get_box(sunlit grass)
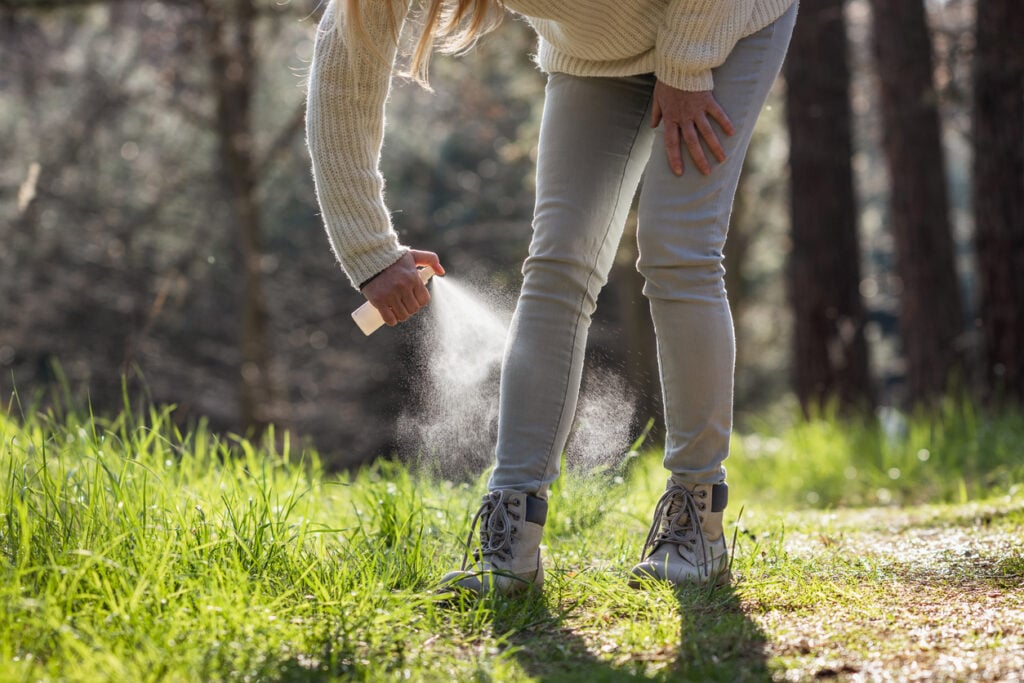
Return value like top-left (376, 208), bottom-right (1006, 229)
top-left (729, 397), bottom-right (1024, 509)
top-left (1, 397), bottom-right (1022, 681)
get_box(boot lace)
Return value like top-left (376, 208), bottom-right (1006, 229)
top-left (640, 485), bottom-right (710, 576)
top-left (460, 490), bottom-right (520, 569)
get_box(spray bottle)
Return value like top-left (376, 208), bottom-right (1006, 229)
top-left (351, 266), bottom-right (436, 336)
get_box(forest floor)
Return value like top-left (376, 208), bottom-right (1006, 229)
top-left (560, 501), bottom-right (1024, 682)
top-left (747, 503), bottom-right (1024, 681)
top-left (1, 406), bottom-right (1023, 681)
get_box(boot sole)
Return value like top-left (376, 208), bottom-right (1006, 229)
top-left (436, 566), bottom-right (544, 599)
top-left (627, 565), bottom-right (731, 590)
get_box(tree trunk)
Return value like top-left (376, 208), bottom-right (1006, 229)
top-left (870, 0), bottom-right (965, 406)
top-left (973, 0), bottom-right (1024, 403)
top-left (785, 0), bottom-right (874, 415)
top-left (204, 0), bottom-right (274, 430)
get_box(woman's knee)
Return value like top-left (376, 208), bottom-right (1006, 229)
top-left (638, 258), bottom-right (726, 303)
top-left (521, 254), bottom-right (606, 314)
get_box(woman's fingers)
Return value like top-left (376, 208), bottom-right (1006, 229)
top-left (413, 283), bottom-right (430, 307)
top-left (401, 291), bottom-right (422, 317)
top-left (665, 122), bottom-right (684, 176)
top-left (411, 249), bottom-right (446, 277)
top-left (651, 96), bottom-right (664, 129)
top-left (653, 80), bottom-right (734, 177)
top-left (680, 122), bottom-right (711, 175)
top-left (708, 99), bottom-right (735, 137)
top-left (361, 250), bottom-right (445, 326)
top-left (695, 115), bottom-right (726, 165)
top-left (378, 302), bottom-right (398, 326)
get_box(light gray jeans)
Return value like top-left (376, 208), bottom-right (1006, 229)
top-left (489, 3), bottom-right (798, 494)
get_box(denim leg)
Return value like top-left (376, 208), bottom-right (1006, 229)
top-left (637, 3), bottom-right (797, 485)
top-left (489, 73), bottom-right (656, 494)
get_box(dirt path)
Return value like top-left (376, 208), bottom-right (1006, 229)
top-left (751, 501), bottom-right (1024, 680)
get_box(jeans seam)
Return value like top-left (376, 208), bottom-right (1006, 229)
top-left (536, 84), bottom-right (655, 484)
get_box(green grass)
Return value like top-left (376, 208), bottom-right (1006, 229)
top-left (729, 397), bottom-right (1024, 508)
top-left (2, 400), bottom-right (1023, 681)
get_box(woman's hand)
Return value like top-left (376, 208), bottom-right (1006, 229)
top-left (652, 80), bottom-right (734, 176)
top-left (360, 250), bottom-right (445, 326)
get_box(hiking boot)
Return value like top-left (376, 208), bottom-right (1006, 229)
top-left (629, 480), bottom-right (730, 587)
top-left (439, 489), bottom-right (547, 597)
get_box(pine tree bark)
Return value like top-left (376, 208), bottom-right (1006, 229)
top-left (870, 0), bottom-right (965, 406)
top-left (785, 0), bottom-right (874, 415)
top-left (204, 0), bottom-right (274, 430)
top-left (973, 0), bottom-right (1024, 402)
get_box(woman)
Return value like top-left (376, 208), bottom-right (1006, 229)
top-left (306, 0), bottom-right (797, 595)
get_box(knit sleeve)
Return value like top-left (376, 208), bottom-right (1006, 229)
top-left (655, 0), bottom-right (757, 92)
top-left (306, 0), bottom-right (412, 289)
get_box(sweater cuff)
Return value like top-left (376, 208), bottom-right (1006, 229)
top-left (655, 57), bottom-right (714, 92)
top-left (341, 244), bottom-right (409, 291)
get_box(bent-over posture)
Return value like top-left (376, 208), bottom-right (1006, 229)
top-left (306, 0), bottom-right (798, 594)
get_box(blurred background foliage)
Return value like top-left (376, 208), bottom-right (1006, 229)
top-left (1, 0), bottom-right (1021, 470)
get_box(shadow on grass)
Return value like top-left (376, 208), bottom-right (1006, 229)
top-left (666, 582), bottom-right (771, 682)
top-left (489, 578), bottom-right (770, 682)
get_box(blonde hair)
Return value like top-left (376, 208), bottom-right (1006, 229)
top-left (343, 0), bottom-right (504, 86)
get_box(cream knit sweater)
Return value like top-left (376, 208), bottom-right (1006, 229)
top-left (306, 0), bottom-right (795, 288)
